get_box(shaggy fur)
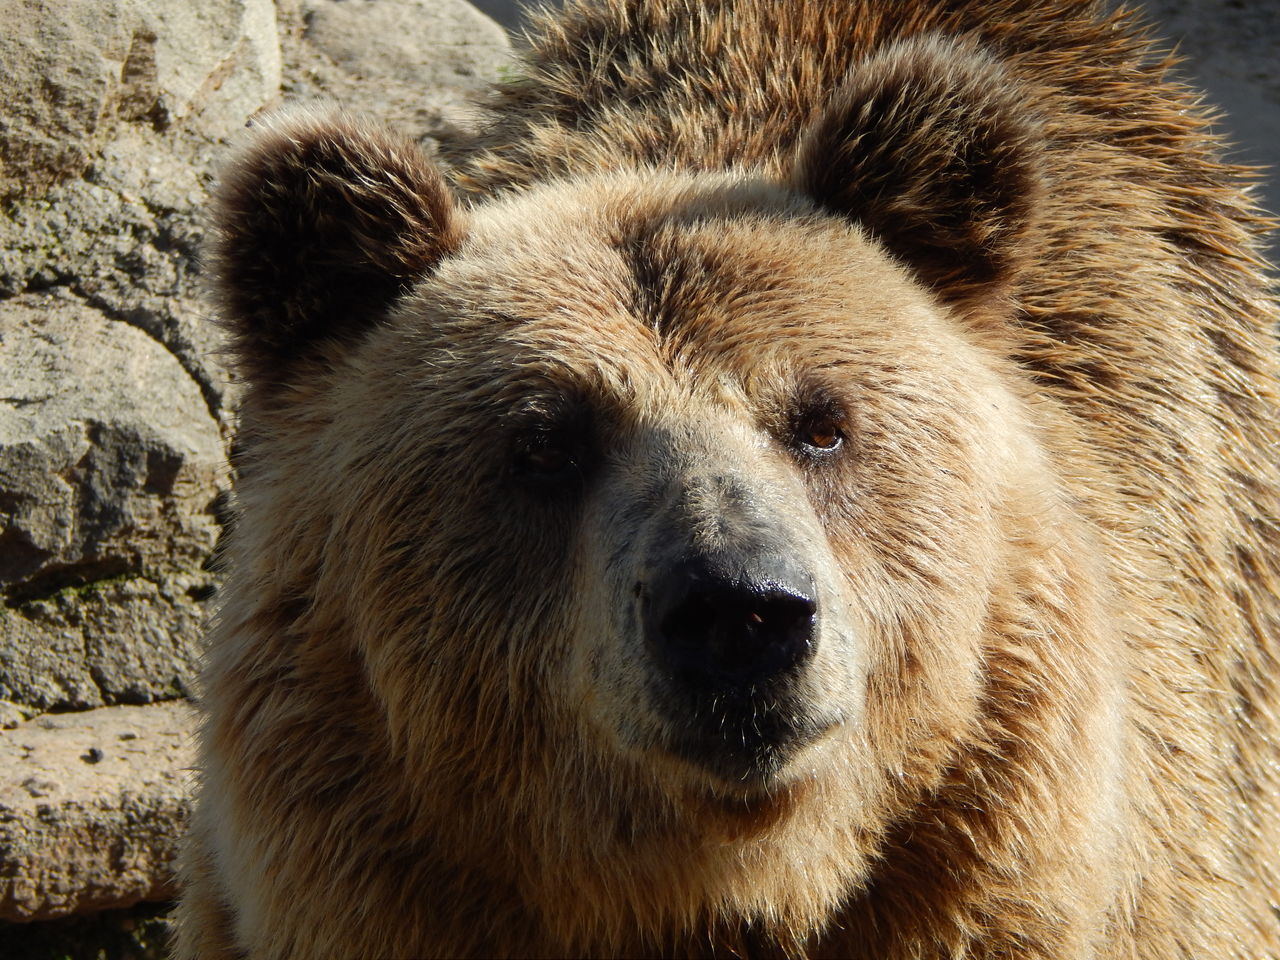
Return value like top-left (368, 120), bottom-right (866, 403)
top-left (213, 113), bottom-right (464, 389)
top-left (177, 1), bottom-right (1280, 958)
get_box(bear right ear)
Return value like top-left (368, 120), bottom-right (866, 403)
top-left (210, 112), bottom-right (464, 389)
top-left (790, 37), bottom-right (1045, 317)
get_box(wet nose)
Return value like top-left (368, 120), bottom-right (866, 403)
top-left (647, 554), bottom-right (817, 693)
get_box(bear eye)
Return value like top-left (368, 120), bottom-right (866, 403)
top-left (800, 417), bottom-right (843, 451)
top-left (519, 433), bottom-right (575, 476)
top-left (788, 397), bottom-right (847, 458)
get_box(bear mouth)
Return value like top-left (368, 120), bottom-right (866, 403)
top-left (657, 689), bottom-right (842, 786)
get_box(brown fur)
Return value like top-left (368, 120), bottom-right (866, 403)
top-left (177, 1), bottom-right (1280, 957)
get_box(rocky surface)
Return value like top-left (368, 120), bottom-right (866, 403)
top-left (0, 702), bottom-right (196, 921)
top-left (285, 0), bottom-right (511, 152)
top-left (1, 293), bottom-right (223, 714)
top-left (0, 0), bottom-right (281, 201)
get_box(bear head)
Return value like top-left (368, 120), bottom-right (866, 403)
top-left (208, 36), bottom-right (1113, 950)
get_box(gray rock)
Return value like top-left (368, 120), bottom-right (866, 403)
top-left (0, 169), bottom-right (234, 419)
top-left (0, 0), bottom-right (277, 420)
top-left (0, 293), bottom-right (224, 711)
top-left (0, 701), bottom-right (195, 921)
top-left (128, 0), bottom-right (282, 139)
top-left (0, 0), bottom-right (281, 200)
top-left (283, 0), bottom-right (513, 154)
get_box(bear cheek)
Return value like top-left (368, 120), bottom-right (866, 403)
top-left (802, 381), bottom-right (1012, 784)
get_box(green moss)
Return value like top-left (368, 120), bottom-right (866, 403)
top-left (11, 573), bottom-right (145, 611)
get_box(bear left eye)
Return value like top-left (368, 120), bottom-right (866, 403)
top-left (791, 408), bottom-right (846, 455)
top-left (801, 418), bottom-right (843, 451)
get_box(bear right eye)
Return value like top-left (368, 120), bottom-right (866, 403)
top-left (519, 435), bottom-right (575, 476)
top-left (512, 421), bottom-right (589, 492)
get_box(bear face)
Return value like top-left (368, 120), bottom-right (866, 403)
top-left (205, 149), bottom-right (1111, 952)
top-left (336, 167), bottom-right (1052, 803)
top-left (222, 186), bottom-right (1003, 948)
top-left (179, 15), bottom-right (1280, 958)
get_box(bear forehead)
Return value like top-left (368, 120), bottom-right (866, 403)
top-left (412, 170), bottom-right (952, 391)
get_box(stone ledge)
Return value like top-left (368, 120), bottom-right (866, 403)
top-left (0, 701), bottom-right (195, 922)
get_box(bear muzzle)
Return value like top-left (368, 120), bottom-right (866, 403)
top-left (641, 547), bottom-right (830, 781)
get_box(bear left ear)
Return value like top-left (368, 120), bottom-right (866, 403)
top-left (210, 111), bottom-right (464, 390)
top-left (791, 37), bottom-right (1044, 314)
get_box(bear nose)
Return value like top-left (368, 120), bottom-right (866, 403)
top-left (648, 555), bottom-right (818, 692)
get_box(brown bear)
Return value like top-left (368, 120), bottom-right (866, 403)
top-left (175, 1), bottom-right (1280, 957)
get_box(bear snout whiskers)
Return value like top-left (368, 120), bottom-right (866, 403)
top-left (640, 549), bottom-right (826, 780)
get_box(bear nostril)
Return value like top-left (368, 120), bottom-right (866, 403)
top-left (654, 562), bottom-right (818, 691)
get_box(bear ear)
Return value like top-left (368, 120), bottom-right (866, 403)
top-left (210, 111), bottom-right (464, 389)
top-left (790, 37), bottom-right (1044, 314)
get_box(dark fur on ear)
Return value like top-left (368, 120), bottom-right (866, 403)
top-left (792, 37), bottom-right (1044, 313)
top-left (210, 111), bottom-right (463, 388)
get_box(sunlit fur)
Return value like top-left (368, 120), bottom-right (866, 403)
top-left (177, 2), bottom-right (1280, 958)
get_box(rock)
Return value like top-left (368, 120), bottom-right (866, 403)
top-left (0, 171), bottom-right (233, 418)
top-left (1, 577), bottom-right (209, 712)
top-left (121, 0), bottom-right (282, 139)
top-left (282, 0), bottom-right (512, 154)
top-left (0, 0), bottom-right (275, 421)
top-left (0, 292), bottom-right (224, 712)
top-left (0, 0), bottom-right (281, 200)
top-left (0, 702), bottom-right (195, 921)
